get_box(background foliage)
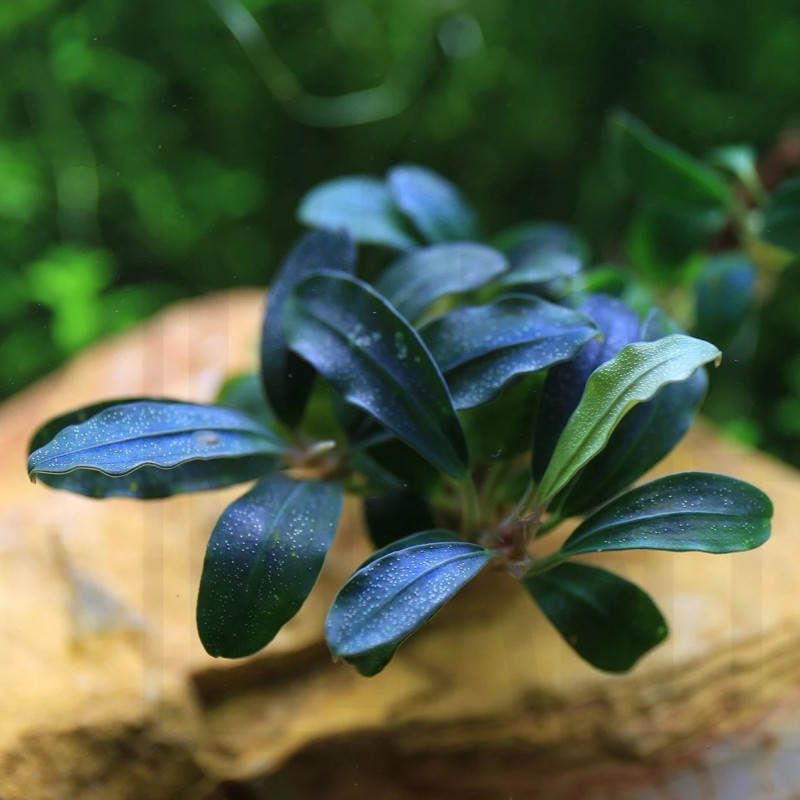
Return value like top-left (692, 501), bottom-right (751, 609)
top-left (2, 0), bottom-right (800, 461)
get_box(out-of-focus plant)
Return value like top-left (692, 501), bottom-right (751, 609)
top-left (28, 165), bottom-right (771, 675)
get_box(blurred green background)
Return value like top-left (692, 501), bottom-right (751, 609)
top-left (2, 0), bottom-right (800, 461)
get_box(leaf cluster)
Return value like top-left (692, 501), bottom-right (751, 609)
top-left (28, 160), bottom-right (772, 675)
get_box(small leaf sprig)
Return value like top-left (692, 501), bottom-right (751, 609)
top-left (28, 162), bottom-right (772, 675)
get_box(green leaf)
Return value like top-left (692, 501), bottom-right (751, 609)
top-left (609, 110), bottom-right (730, 208)
top-left (421, 295), bottom-right (597, 409)
top-left (523, 562), bottom-right (668, 672)
top-left (762, 178), bottom-right (800, 253)
top-left (261, 229), bottom-right (356, 426)
top-left (532, 295), bottom-right (642, 484)
top-left (459, 372), bottom-right (543, 462)
top-left (326, 541), bottom-right (491, 676)
top-left (694, 254), bottom-right (756, 346)
top-left (197, 476), bottom-right (343, 658)
top-left (536, 334), bottom-right (721, 504)
top-left (359, 529), bottom-right (459, 569)
top-left (364, 489), bottom-right (436, 548)
top-left (494, 222), bottom-right (589, 287)
top-left (561, 472), bottom-right (772, 557)
top-left (387, 164), bottom-right (479, 243)
top-left (284, 272), bottom-right (469, 479)
top-left (27, 401), bottom-right (287, 498)
top-left (708, 145), bottom-right (764, 200)
top-left (374, 243), bottom-right (507, 323)
top-left (551, 309), bottom-right (708, 518)
top-left (298, 176), bottom-right (418, 251)
top-left (216, 373), bottom-right (280, 428)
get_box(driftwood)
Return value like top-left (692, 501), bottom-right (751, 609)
top-left (1, 290), bottom-right (798, 800)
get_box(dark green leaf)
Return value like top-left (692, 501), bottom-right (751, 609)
top-left (762, 178), bottom-right (800, 253)
top-left (375, 243), bottom-right (507, 323)
top-left (561, 472), bottom-right (772, 556)
top-left (359, 529), bottom-right (459, 569)
top-left (552, 309), bottom-right (707, 517)
top-left (523, 562), bottom-right (667, 672)
top-left (261, 229), bottom-right (356, 426)
top-left (494, 223), bottom-right (588, 287)
top-left (326, 541), bottom-right (491, 676)
top-left (421, 295), bottom-right (597, 409)
top-left (627, 203), bottom-right (727, 277)
top-left (364, 489), bottom-right (436, 548)
top-left (284, 272), bottom-right (469, 478)
top-left (609, 111), bottom-right (730, 208)
top-left (387, 164), bottom-right (479, 243)
top-left (533, 295), bottom-right (641, 483)
top-left (459, 372), bottom-right (543, 462)
top-left (27, 401), bottom-right (287, 498)
top-left (695, 254), bottom-right (756, 346)
top-left (197, 476), bottom-right (343, 658)
top-left (298, 176), bottom-right (418, 250)
top-left (536, 334), bottom-right (721, 504)
top-left (216, 373), bottom-right (279, 428)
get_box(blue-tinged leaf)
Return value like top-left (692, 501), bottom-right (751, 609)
top-left (298, 176), bottom-right (418, 251)
top-left (552, 308), bottom-right (707, 517)
top-left (387, 164), bottom-right (479, 243)
top-left (326, 541), bottom-right (491, 675)
top-left (197, 476), bottom-right (343, 658)
top-left (533, 295), bottom-right (641, 482)
top-left (494, 222), bottom-right (589, 287)
top-left (27, 402), bottom-right (288, 498)
top-left (284, 272), bottom-right (469, 479)
top-left (561, 472), bottom-right (772, 556)
top-left (27, 398), bottom-right (279, 498)
top-left (608, 110), bottom-right (730, 208)
top-left (261, 229), bottom-right (356, 426)
top-left (364, 489), bottom-right (436, 548)
top-left (359, 530), bottom-right (459, 569)
top-left (523, 562), bottom-right (667, 672)
top-left (374, 243), bottom-right (507, 323)
top-left (762, 178), bottom-right (800, 253)
top-left (421, 295), bottom-right (597, 409)
top-left (695, 254), bottom-right (756, 346)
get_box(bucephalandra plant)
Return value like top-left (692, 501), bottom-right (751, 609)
top-left (27, 148), bottom-right (774, 676)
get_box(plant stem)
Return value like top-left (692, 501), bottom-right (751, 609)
top-left (534, 511), bottom-right (564, 539)
top-left (499, 477), bottom-right (539, 532)
top-left (524, 551), bottom-right (567, 577)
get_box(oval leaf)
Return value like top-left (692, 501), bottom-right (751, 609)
top-left (762, 178), bottom-right (800, 253)
top-left (695, 254), bottom-right (756, 346)
top-left (609, 110), bottom-right (730, 208)
top-left (298, 176), bottom-right (418, 251)
top-left (536, 334), bottom-right (721, 504)
top-left (387, 164), bottom-right (479, 243)
top-left (28, 401), bottom-right (288, 496)
top-left (364, 489), bottom-right (437, 549)
top-left (421, 295), bottom-right (597, 409)
top-left (375, 243), bottom-right (507, 323)
top-left (261, 228), bottom-right (356, 426)
top-left (198, 476), bottom-right (343, 658)
top-left (284, 272), bottom-right (469, 479)
top-left (561, 472), bottom-right (772, 556)
top-left (326, 541), bottom-right (491, 676)
top-left (524, 561), bottom-right (668, 672)
top-left (494, 222), bottom-right (589, 287)
top-left (359, 529), bottom-right (459, 569)
top-left (552, 309), bottom-right (708, 517)
top-left (216, 373), bottom-right (281, 428)
top-left (533, 295), bottom-right (642, 483)
top-left (27, 398), bottom-right (279, 498)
